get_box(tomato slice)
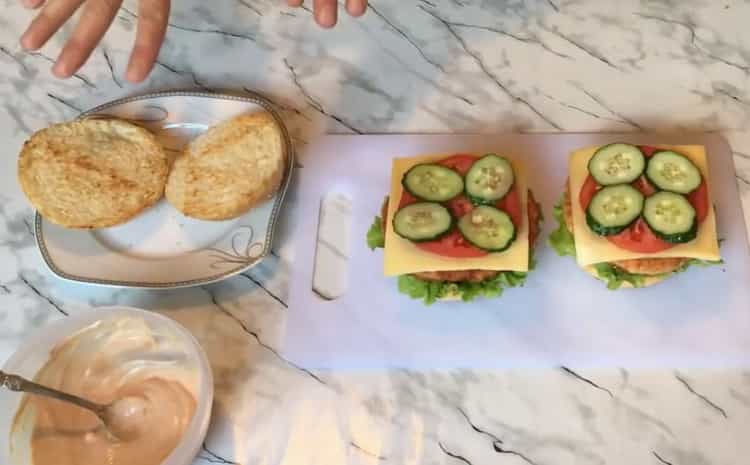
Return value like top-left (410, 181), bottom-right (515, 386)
top-left (415, 230), bottom-right (489, 258)
top-left (437, 154), bottom-right (479, 176)
top-left (632, 176), bottom-right (658, 197)
top-left (497, 185), bottom-right (523, 231)
top-left (687, 177), bottom-right (709, 223)
top-left (577, 145), bottom-right (709, 254)
top-left (639, 145), bottom-right (659, 157)
top-left (396, 154), bottom-right (525, 258)
top-left (579, 175), bottom-right (599, 211)
top-left (607, 218), bottom-right (674, 253)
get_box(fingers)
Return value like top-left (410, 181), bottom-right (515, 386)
top-left (313, 0), bottom-right (336, 28)
top-left (53, 0), bottom-right (121, 78)
top-left (290, 0), bottom-right (367, 27)
top-left (22, 0), bottom-right (46, 9)
top-left (125, 0), bottom-right (169, 83)
top-left (20, 0), bottom-right (84, 50)
top-left (345, 0), bottom-right (367, 17)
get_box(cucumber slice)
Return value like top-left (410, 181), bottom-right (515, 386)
top-left (465, 154), bottom-right (515, 203)
top-left (457, 205), bottom-right (516, 252)
top-left (393, 202), bottom-right (453, 242)
top-left (402, 164), bottom-right (464, 202)
top-left (586, 184), bottom-right (644, 236)
top-left (643, 191), bottom-right (697, 243)
top-left (587, 143), bottom-right (645, 185)
top-left (645, 151), bottom-right (702, 194)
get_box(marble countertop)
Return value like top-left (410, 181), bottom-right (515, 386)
top-left (1, 0), bottom-right (750, 464)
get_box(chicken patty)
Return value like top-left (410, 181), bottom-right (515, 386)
top-left (382, 191), bottom-right (540, 283)
top-left (562, 182), bottom-right (687, 276)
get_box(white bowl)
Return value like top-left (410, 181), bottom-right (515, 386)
top-left (0, 306), bottom-right (213, 465)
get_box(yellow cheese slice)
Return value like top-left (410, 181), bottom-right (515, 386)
top-left (569, 144), bottom-right (721, 267)
top-left (384, 153), bottom-right (529, 276)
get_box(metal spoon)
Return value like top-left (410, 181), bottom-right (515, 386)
top-left (0, 369), bottom-right (137, 440)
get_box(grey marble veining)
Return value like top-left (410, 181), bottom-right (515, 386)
top-left (1, 0), bottom-right (750, 464)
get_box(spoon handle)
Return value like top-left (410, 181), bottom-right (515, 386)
top-left (0, 370), bottom-right (104, 415)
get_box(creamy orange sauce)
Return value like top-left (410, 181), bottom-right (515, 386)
top-left (13, 318), bottom-right (197, 465)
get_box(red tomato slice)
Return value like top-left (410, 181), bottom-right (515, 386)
top-left (687, 178), bottom-right (709, 223)
top-left (415, 230), bottom-right (489, 258)
top-left (397, 159), bottom-right (489, 258)
top-left (577, 145), bottom-right (710, 254)
top-left (632, 176), bottom-right (658, 197)
top-left (437, 154), bottom-right (478, 176)
top-left (607, 218), bottom-right (674, 253)
top-left (496, 184), bottom-right (523, 230)
top-left (395, 154), bottom-right (525, 258)
top-left (639, 145), bottom-right (659, 157)
top-left (579, 175), bottom-right (599, 210)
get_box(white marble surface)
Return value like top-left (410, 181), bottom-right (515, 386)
top-left (1, 0), bottom-right (750, 464)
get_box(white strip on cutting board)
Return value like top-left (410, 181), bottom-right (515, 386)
top-left (283, 133), bottom-right (750, 370)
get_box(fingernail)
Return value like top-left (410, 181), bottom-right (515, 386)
top-left (317, 4), bottom-right (336, 28)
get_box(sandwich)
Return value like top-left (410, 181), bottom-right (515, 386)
top-left (549, 143), bottom-right (722, 289)
top-left (367, 152), bottom-right (542, 304)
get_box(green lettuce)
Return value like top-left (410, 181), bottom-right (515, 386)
top-left (367, 216), bottom-right (385, 250)
top-left (593, 259), bottom-right (722, 290)
top-left (548, 200), bottom-right (576, 257)
top-left (397, 270), bottom-right (529, 305)
top-left (674, 258), bottom-right (723, 274)
top-left (593, 263), bottom-right (647, 290)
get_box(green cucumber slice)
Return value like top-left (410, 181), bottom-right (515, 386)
top-left (457, 205), bottom-right (516, 252)
top-left (464, 154), bottom-right (515, 203)
top-left (393, 202), bottom-right (453, 242)
top-left (645, 150), bottom-right (702, 194)
top-left (587, 143), bottom-right (645, 185)
top-left (402, 164), bottom-right (464, 201)
top-left (586, 184), bottom-right (644, 236)
top-left (643, 191), bottom-right (697, 243)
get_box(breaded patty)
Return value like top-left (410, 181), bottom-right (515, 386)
top-left (382, 191), bottom-right (541, 283)
top-left (562, 182), bottom-right (687, 275)
top-left (18, 119), bottom-right (168, 229)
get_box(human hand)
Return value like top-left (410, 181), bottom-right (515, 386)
top-left (287, 0), bottom-right (367, 28)
top-left (19, 0), bottom-right (170, 83)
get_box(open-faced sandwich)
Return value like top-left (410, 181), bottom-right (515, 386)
top-left (549, 143), bottom-right (722, 289)
top-left (367, 153), bottom-right (542, 304)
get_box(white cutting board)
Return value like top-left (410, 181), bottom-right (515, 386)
top-left (283, 133), bottom-right (750, 370)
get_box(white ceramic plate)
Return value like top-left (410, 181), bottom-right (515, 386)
top-left (35, 91), bottom-right (294, 289)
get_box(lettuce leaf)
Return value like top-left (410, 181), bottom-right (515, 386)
top-left (548, 200), bottom-right (576, 257)
top-left (397, 271), bottom-right (529, 305)
top-left (593, 258), bottom-right (723, 290)
top-left (367, 216), bottom-right (385, 250)
top-left (674, 258), bottom-right (723, 273)
top-left (593, 263), bottom-right (647, 290)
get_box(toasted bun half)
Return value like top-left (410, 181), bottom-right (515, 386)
top-left (18, 119), bottom-right (169, 229)
top-left (166, 112), bottom-right (286, 221)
